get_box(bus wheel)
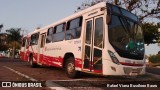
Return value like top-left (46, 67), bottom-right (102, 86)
top-left (65, 57), bottom-right (79, 78)
top-left (29, 55), bottom-right (37, 68)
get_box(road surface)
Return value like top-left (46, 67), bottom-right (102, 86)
top-left (146, 67), bottom-right (160, 75)
top-left (0, 57), bottom-right (160, 90)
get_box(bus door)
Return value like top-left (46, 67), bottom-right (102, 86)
top-left (21, 38), bottom-right (27, 60)
top-left (37, 33), bottom-right (46, 64)
top-left (83, 15), bottom-right (104, 73)
top-left (24, 37), bottom-right (30, 61)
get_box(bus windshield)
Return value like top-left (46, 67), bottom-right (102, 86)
top-left (108, 4), bottom-right (144, 60)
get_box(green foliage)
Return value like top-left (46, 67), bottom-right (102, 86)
top-left (149, 54), bottom-right (160, 63)
top-left (5, 28), bottom-right (22, 58)
top-left (5, 28), bottom-right (22, 50)
top-left (0, 44), bottom-right (8, 51)
top-left (143, 23), bottom-right (159, 45)
top-left (0, 33), bottom-right (8, 51)
top-left (6, 28), bottom-right (22, 43)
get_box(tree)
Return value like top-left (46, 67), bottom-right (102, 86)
top-left (6, 28), bottom-right (22, 58)
top-left (143, 23), bottom-right (159, 45)
top-left (0, 33), bottom-right (8, 51)
top-left (0, 25), bottom-right (8, 51)
top-left (114, 0), bottom-right (159, 22)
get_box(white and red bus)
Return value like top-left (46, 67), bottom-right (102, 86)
top-left (20, 2), bottom-right (145, 78)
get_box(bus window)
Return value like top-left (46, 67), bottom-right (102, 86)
top-left (46, 27), bottom-right (53, 43)
top-left (55, 24), bottom-right (64, 33)
top-left (41, 34), bottom-right (46, 48)
top-left (66, 16), bottom-right (83, 40)
top-left (94, 17), bottom-right (103, 48)
top-left (52, 23), bottom-right (65, 42)
top-left (30, 33), bottom-right (39, 45)
top-left (85, 21), bottom-right (92, 44)
top-left (26, 38), bottom-right (30, 49)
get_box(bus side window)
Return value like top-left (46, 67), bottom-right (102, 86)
top-left (30, 33), bottom-right (39, 45)
top-left (52, 23), bottom-right (65, 42)
top-left (46, 27), bottom-right (53, 43)
top-left (41, 34), bottom-right (46, 48)
top-left (26, 38), bottom-right (29, 49)
top-left (94, 17), bottom-right (103, 48)
top-left (65, 16), bottom-right (83, 40)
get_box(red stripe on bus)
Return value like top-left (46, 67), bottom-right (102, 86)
top-left (20, 51), bottom-right (83, 69)
top-left (120, 62), bottom-right (144, 66)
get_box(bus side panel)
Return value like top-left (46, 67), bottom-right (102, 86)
top-left (43, 39), bottom-right (83, 69)
top-left (43, 42), bottom-right (63, 68)
top-left (27, 45), bottom-right (38, 63)
top-left (63, 39), bottom-right (83, 70)
top-left (19, 50), bottom-right (25, 60)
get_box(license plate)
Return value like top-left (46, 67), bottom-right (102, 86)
top-left (129, 69), bottom-right (138, 76)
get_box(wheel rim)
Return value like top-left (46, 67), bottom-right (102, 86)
top-left (67, 63), bottom-right (74, 74)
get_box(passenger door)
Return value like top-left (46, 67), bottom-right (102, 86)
top-left (83, 15), bottom-right (104, 73)
top-left (20, 38), bottom-right (27, 60)
top-left (37, 33), bottom-right (46, 64)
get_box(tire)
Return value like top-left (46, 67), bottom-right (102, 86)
top-left (29, 55), bottom-right (37, 68)
top-left (65, 57), bottom-right (79, 78)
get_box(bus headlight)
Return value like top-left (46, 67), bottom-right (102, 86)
top-left (108, 50), bottom-right (120, 65)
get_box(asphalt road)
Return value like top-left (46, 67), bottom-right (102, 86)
top-left (0, 57), bottom-right (160, 90)
top-left (146, 67), bottom-right (160, 75)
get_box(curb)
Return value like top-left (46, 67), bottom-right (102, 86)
top-left (146, 72), bottom-right (160, 79)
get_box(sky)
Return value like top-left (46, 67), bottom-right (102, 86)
top-left (0, 0), bottom-right (86, 34)
top-left (0, 0), bottom-right (159, 55)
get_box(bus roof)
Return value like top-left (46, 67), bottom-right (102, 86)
top-left (24, 2), bottom-right (106, 37)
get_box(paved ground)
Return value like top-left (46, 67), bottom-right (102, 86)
top-left (0, 57), bottom-right (160, 90)
top-left (146, 67), bottom-right (160, 75)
